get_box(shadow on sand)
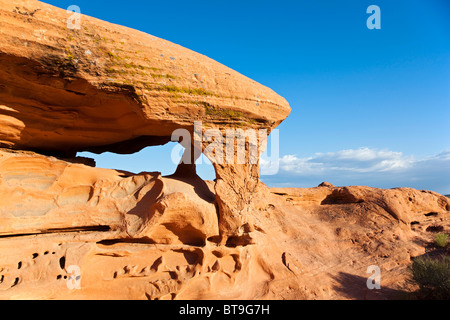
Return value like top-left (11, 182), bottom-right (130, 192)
top-left (331, 272), bottom-right (411, 300)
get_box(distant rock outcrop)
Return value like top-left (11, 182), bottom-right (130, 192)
top-left (318, 182), bottom-right (335, 188)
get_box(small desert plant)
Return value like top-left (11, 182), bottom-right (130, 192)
top-left (409, 255), bottom-right (450, 299)
top-left (435, 233), bottom-right (449, 248)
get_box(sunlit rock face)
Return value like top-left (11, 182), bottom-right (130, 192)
top-left (0, 0), bottom-right (290, 155)
top-left (0, 0), bottom-right (291, 249)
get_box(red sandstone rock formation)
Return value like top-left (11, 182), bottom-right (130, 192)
top-left (0, 0), bottom-right (448, 300)
top-left (0, 0), bottom-right (291, 244)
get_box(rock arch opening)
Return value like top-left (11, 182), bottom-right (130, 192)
top-left (77, 141), bottom-right (216, 183)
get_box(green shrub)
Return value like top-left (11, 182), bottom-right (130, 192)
top-left (409, 255), bottom-right (450, 299)
top-left (435, 233), bottom-right (449, 248)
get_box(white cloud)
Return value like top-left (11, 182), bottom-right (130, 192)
top-left (261, 147), bottom-right (450, 195)
top-left (264, 147), bottom-right (414, 175)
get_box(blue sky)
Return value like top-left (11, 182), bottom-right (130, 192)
top-left (42, 0), bottom-right (450, 194)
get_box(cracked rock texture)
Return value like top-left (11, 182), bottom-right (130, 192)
top-left (0, 0), bottom-right (449, 300)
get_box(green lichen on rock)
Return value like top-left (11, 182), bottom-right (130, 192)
top-left (155, 85), bottom-right (216, 97)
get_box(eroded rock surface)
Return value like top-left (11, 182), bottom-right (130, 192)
top-left (0, 149), bottom-right (281, 299)
top-left (0, 149), bottom-right (449, 299)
